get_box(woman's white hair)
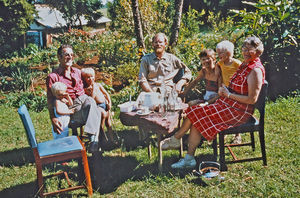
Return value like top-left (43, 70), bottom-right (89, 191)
top-left (216, 40), bottom-right (234, 57)
top-left (51, 82), bottom-right (67, 97)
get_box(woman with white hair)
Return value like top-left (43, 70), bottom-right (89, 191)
top-left (161, 36), bottom-right (266, 169)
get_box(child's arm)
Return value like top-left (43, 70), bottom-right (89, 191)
top-left (182, 69), bottom-right (205, 96)
top-left (98, 83), bottom-right (112, 110)
top-left (65, 93), bottom-right (73, 106)
top-left (55, 100), bottom-right (74, 115)
top-left (215, 64), bottom-right (223, 88)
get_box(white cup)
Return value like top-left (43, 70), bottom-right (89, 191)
top-left (141, 106), bottom-right (149, 114)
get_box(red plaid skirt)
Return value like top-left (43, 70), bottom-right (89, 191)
top-left (186, 97), bottom-right (253, 141)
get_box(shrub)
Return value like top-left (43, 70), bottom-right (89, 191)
top-left (0, 65), bottom-right (40, 92)
top-left (0, 90), bottom-right (47, 112)
top-left (113, 61), bottom-right (139, 86)
top-left (95, 31), bottom-right (140, 71)
top-left (231, 0), bottom-right (300, 99)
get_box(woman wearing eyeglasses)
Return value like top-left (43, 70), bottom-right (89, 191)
top-left (161, 36), bottom-right (266, 169)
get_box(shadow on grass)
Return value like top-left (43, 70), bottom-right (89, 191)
top-left (0, 129), bottom-right (217, 196)
top-left (0, 147), bottom-right (34, 167)
top-left (0, 181), bottom-right (37, 198)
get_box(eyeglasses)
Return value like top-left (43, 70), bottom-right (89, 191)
top-left (62, 53), bottom-right (74, 57)
top-left (242, 47), bottom-right (256, 53)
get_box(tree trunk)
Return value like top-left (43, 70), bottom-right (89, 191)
top-left (169, 0), bottom-right (184, 48)
top-left (131, 0), bottom-right (145, 50)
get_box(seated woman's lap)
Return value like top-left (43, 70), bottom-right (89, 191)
top-left (185, 100), bottom-right (251, 141)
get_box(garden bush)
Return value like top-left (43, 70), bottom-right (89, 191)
top-left (231, 0), bottom-right (300, 99)
top-left (0, 90), bottom-right (47, 112)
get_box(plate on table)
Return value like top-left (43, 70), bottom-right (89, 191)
top-left (137, 110), bottom-right (151, 115)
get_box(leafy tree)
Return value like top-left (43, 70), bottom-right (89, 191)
top-left (107, 0), bottom-right (174, 49)
top-left (183, 0), bottom-right (256, 22)
top-left (0, 0), bottom-right (36, 57)
top-left (232, 0), bottom-right (300, 99)
top-left (42, 0), bottom-right (103, 28)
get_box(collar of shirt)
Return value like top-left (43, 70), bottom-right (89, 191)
top-left (153, 52), bottom-right (168, 61)
top-left (56, 65), bottom-right (77, 76)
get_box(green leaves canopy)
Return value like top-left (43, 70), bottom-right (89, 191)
top-left (0, 0), bottom-right (36, 56)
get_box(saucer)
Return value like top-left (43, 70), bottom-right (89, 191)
top-left (137, 110), bottom-right (151, 115)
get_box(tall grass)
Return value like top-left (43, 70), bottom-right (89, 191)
top-left (0, 96), bottom-right (299, 197)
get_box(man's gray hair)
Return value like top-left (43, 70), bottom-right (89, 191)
top-left (152, 32), bottom-right (168, 44)
top-left (57, 44), bottom-right (73, 57)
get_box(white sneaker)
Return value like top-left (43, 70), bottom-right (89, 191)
top-left (171, 155), bottom-right (196, 169)
top-left (161, 136), bottom-right (181, 150)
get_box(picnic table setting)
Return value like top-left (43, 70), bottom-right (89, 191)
top-left (118, 90), bottom-right (188, 171)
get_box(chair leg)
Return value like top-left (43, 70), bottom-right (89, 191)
top-left (157, 134), bottom-right (163, 172)
top-left (250, 132), bottom-right (255, 151)
top-left (72, 127), bottom-right (78, 136)
top-left (218, 133), bottom-right (227, 171)
top-left (81, 150), bottom-right (93, 196)
top-left (212, 138), bottom-right (218, 160)
top-left (259, 129), bottom-right (267, 166)
top-left (36, 162), bottom-right (44, 197)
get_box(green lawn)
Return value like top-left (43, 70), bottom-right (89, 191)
top-left (0, 96), bottom-right (299, 197)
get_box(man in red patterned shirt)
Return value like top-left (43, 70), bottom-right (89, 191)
top-left (46, 44), bottom-right (101, 152)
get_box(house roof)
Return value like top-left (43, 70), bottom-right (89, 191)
top-left (33, 4), bottom-right (111, 29)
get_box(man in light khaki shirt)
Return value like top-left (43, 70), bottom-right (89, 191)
top-left (138, 33), bottom-right (192, 94)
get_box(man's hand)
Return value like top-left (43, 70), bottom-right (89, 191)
top-left (51, 117), bottom-right (62, 134)
top-left (175, 79), bottom-right (186, 94)
top-left (140, 81), bottom-right (153, 92)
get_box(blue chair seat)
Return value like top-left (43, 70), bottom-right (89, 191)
top-left (38, 136), bottom-right (83, 157)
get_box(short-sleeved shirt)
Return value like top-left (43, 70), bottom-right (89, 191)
top-left (138, 52), bottom-right (192, 92)
top-left (46, 66), bottom-right (85, 103)
top-left (218, 58), bottom-right (242, 86)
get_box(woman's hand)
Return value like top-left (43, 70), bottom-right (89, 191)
top-left (218, 84), bottom-right (230, 98)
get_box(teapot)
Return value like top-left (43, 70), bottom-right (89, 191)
top-left (137, 92), bottom-right (162, 110)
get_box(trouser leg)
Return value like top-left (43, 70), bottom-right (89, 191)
top-left (70, 95), bottom-right (101, 137)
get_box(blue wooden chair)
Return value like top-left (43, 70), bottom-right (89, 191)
top-left (18, 104), bottom-right (93, 197)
